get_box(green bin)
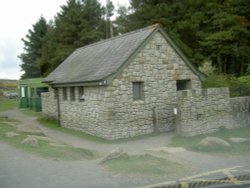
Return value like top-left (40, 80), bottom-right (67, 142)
top-left (33, 97), bottom-right (41, 112)
top-left (19, 97), bottom-right (29, 108)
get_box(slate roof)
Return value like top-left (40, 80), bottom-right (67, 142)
top-left (44, 24), bottom-right (204, 86)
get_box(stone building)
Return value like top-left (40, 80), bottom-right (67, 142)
top-left (42, 24), bottom-right (205, 140)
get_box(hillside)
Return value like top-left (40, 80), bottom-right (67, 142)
top-left (0, 79), bottom-right (17, 89)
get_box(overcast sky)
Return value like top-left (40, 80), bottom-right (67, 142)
top-left (0, 0), bottom-right (129, 80)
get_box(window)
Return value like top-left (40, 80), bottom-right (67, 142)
top-left (156, 44), bottom-right (161, 50)
top-left (133, 82), bottom-right (144, 100)
top-left (176, 80), bottom-right (191, 91)
top-left (78, 86), bottom-right (84, 101)
top-left (70, 87), bottom-right (75, 101)
top-left (63, 87), bottom-right (67, 101)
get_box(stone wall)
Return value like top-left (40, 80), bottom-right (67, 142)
top-left (41, 86), bottom-right (58, 119)
top-left (230, 96), bottom-right (250, 126)
top-left (104, 32), bottom-right (201, 139)
top-left (41, 31), bottom-right (202, 140)
top-left (176, 88), bottom-right (249, 136)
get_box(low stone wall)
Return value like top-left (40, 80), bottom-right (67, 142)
top-left (176, 88), bottom-right (245, 136)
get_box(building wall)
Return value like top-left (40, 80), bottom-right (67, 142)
top-left (176, 88), bottom-right (250, 136)
top-left (41, 86), bottom-right (58, 119)
top-left (41, 31), bottom-right (202, 140)
top-left (103, 32), bottom-right (201, 139)
top-left (230, 96), bottom-right (250, 126)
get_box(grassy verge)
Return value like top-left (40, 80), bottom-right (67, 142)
top-left (0, 98), bottom-right (18, 112)
top-left (20, 108), bottom-right (43, 118)
top-left (104, 154), bottom-right (187, 177)
top-left (38, 117), bottom-right (161, 144)
top-left (0, 120), bottom-right (99, 160)
top-left (38, 118), bottom-right (108, 143)
top-left (171, 126), bottom-right (250, 155)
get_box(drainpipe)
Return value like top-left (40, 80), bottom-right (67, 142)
top-left (54, 88), bottom-right (61, 125)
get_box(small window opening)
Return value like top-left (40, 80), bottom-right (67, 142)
top-left (63, 87), bottom-right (67, 101)
top-left (78, 86), bottom-right (84, 101)
top-left (176, 80), bottom-right (191, 91)
top-left (70, 87), bottom-right (75, 101)
top-left (133, 82), bottom-right (144, 100)
top-left (156, 45), bottom-right (161, 50)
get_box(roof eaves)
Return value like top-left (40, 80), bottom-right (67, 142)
top-left (50, 79), bottom-right (106, 88)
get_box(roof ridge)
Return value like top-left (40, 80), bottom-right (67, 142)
top-left (75, 24), bottom-right (159, 52)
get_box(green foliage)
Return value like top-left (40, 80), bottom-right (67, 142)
top-left (202, 74), bottom-right (233, 88)
top-left (105, 154), bottom-right (186, 176)
top-left (198, 60), bottom-right (216, 75)
top-left (20, 0), bottom-right (250, 76)
top-left (230, 75), bottom-right (250, 96)
top-left (0, 99), bottom-right (18, 112)
top-left (115, 0), bottom-right (250, 75)
top-left (202, 74), bottom-right (250, 97)
top-left (19, 16), bottom-right (49, 79)
top-left (21, 0), bottom-right (107, 76)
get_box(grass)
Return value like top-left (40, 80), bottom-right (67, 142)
top-left (38, 118), bottom-right (108, 143)
top-left (20, 108), bottom-right (43, 118)
top-left (38, 117), bottom-right (161, 144)
top-left (105, 154), bottom-right (187, 177)
top-left (171, 126), bottom-right (250, 155)
top-left (0, 98), bottom-right (18, 112)
top-left (0, 120), bottom-right (99, 160)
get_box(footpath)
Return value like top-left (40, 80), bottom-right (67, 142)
top-left (1, 109), bottom-right (250, 188)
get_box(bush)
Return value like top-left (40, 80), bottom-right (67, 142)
top-left (202, 74), bottom-right (250, 97)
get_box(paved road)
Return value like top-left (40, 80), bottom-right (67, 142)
top-left (0, 142), bottom-right (161, 188)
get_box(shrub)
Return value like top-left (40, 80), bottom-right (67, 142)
top-left (202, 74), bottom-right (250, 97)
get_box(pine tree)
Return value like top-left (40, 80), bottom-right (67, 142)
top-left (39, 0), bottom-right (106, 75)
top-left (199, 0), bottom-right (250, 75)
top-left (19, 16), bottom-right (48, 79)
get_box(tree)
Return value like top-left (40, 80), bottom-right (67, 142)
top-left (199, 0), bottom-right (250, 75)
top-left (39, 0), bottom-right (106, 75)
top-left (114, 0), bottom-right (250, 75)
top-left (19, 16), bottom-right (48, 79)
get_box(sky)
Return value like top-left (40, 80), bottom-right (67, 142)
top-left (0, 0), bottom-right (129, 80)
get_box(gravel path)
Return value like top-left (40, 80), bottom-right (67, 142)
top-left (0, 142), bottom-right (160, 188)
top-left (1, 109), bottom-right (250, 188)
top-left (0, 109), bottom-right (173, 155)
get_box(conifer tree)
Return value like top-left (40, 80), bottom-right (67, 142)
top-left (19, 16), bottom-right (48, 79)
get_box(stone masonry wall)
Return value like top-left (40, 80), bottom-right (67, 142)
top-left (59, 86), bottom-right (112, 138)
top-left (176, 88), bottom-right (248, 136)
top-left (42, 31), bottom-right (202, 140)
top-left (230, 96), bottom-right (250, 126)
top-left (104, 32), bottom-right (201, 139)
top-left (41, 86), bottom-right (58, 119)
